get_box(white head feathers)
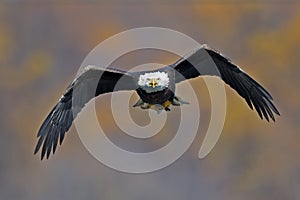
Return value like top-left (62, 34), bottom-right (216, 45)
top-left (138, 71), bottom-right (169, 93)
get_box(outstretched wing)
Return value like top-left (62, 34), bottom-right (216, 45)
top-left (34, 65), bottom-right (137, 159)
top-left (173, 44), bottom-right (280, 122)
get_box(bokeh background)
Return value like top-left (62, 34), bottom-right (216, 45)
top-left (1, 1), bottom-right (300, 200)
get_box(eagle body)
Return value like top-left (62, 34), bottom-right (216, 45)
top-left (136, 88), bottom-right (175, 105)
top-left (34, 44), bottom-right (280, 159)
top-left (134, 67), bottom-right (177, 111)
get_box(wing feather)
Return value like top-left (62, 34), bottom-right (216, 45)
top-left (34, 66), bottom-right (137, 159)
top-left (173, 44), bottom-right (280, 121)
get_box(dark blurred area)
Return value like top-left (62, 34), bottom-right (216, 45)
top-left (1, 1), bottom-right (299, 200)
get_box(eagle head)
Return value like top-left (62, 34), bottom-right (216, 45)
top-left (138, 71), bottom-right (169, 93)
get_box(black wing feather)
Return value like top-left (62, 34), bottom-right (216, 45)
top-left (35, 66), bottom-right (137, 159)
top-left (173, 44), bottom-right (280, 121)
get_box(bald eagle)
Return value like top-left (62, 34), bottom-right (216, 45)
top-left (34, 44), bottom-right (280, 159)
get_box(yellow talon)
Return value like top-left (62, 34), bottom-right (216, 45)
top-left (162, 100), bottom-right (171, 109)
top-left (142, 101), bottom-right (171, 113)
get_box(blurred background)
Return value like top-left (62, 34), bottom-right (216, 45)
top-left (1, 1), bottom-right (300, 200)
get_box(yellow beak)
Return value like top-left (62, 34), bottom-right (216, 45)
top-left (149, 78), bottom-right (157, 88)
